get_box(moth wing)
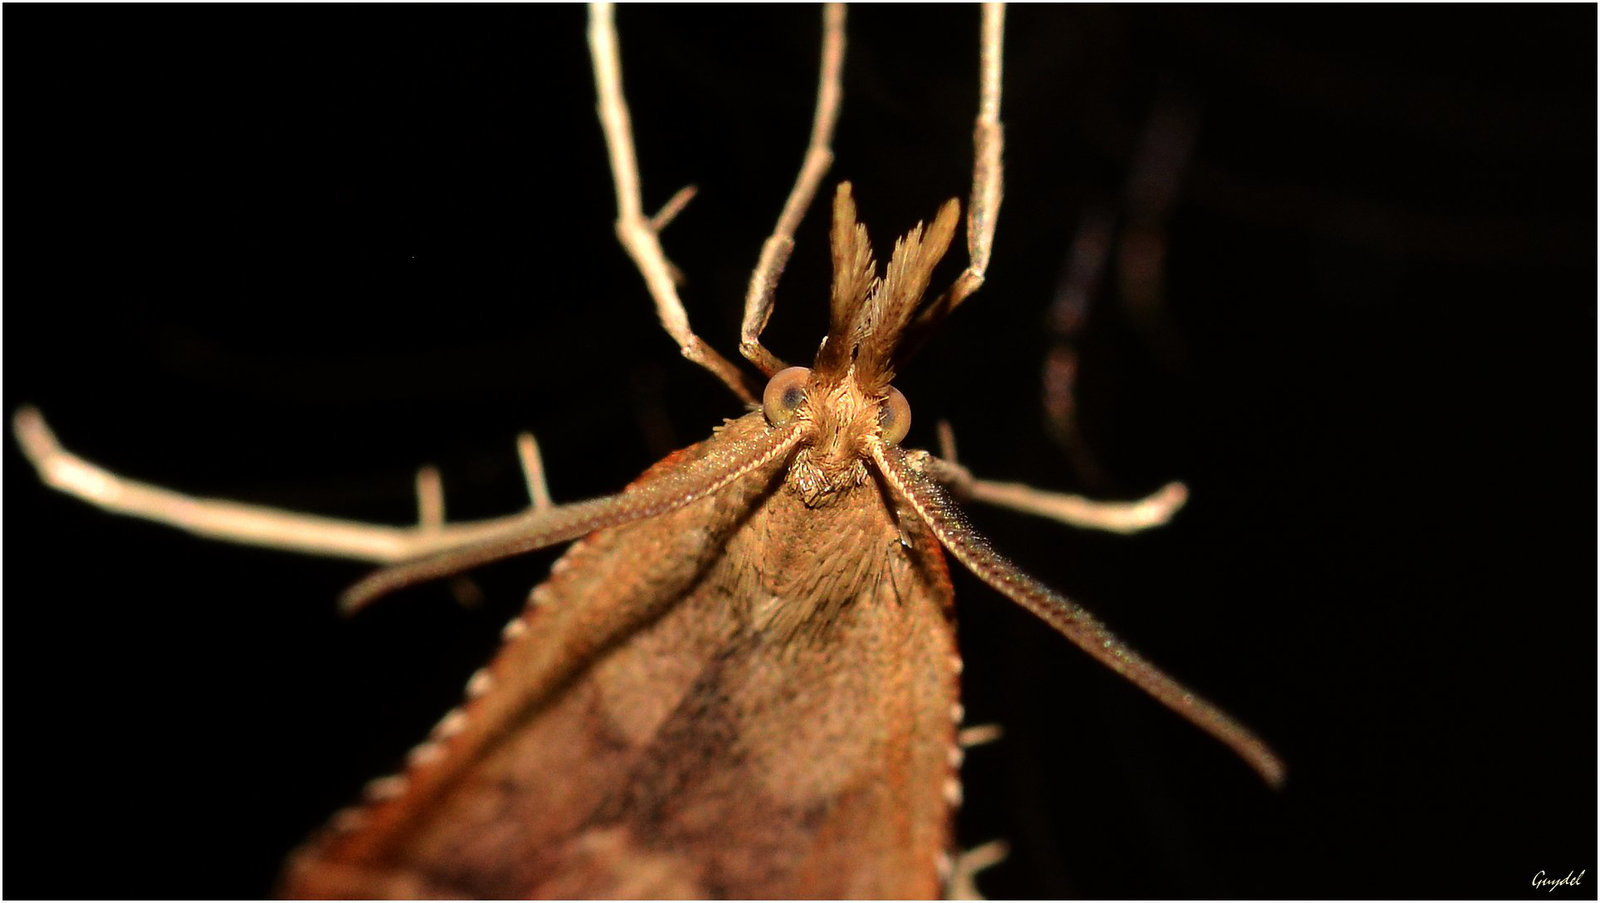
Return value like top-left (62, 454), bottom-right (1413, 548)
top-left (617, 476), bottom-right (962, 899)
top-left (522, 473), bottom-right (962, 899)
top-left (279, 413), bottom-right (781, 897)
top-left (280, 412), bottom-right (963, 899)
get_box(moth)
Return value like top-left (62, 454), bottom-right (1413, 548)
top-left (14, 5), bottom-right (1281, 898)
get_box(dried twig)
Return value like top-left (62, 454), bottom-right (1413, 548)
top-left (13, 406), bottom-right (543, 563)
top-left (913, 3), bottom-right (1006, 333)
top-left (916, 423), bottom-right (1187, 535)
top-left (588, 3), bottom-right (759, 404)
top-left (738, 4), bottom-right (848, 376)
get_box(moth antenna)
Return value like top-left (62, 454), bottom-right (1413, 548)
top-left (340, 424), bottom-right (802, 613)
top-left (870, 441), bottom-right (1286, 789)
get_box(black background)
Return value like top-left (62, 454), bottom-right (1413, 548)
top-left (6, 6), bottom-right (1594, 899)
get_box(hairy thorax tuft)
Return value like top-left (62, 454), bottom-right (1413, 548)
top-left (785, 378), bottom-right (882, 507)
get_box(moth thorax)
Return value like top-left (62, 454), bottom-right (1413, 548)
top-left (786, 446), bottom-right (870, 508)
top-left (783, 377), bottom-right (881, 507)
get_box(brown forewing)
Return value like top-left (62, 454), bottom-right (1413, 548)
top-left (280, 411), bottom-right (960, 899)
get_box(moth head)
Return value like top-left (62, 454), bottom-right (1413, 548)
top-left (762, 365), bottom-right (910, 446)
top-left (762, 183), bottom-right (954, 503)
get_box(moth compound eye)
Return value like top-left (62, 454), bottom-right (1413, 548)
top-left (879, 386), bottom-right (911, 445)
top-left (762, 366), bottom-right (812, 426)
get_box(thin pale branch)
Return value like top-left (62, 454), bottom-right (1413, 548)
top-left (1041, 207), bottom-right (1115, 486)
top-left (913, 3), bottom-right (1005, 335)
top-left (515, 431), bottom-right (553, 511)
top-left (911, 446), bottom-right (1187, 535)
top-left (963, 478), bottom-right (1188, 534)
top-left (588, 3), bottom-right (758, 403)
top-left (738, 3), bottom-right (848, 377)
top-left (947, 840), bottom-right (1010, 902)
top-left (13, 406), bottom-right (538, 563)
top-left (648, 183), bottom-right (698, 234)
top-left (957, 723), bottom-right (1003, 749)
top-left (416, 465), bottom-right (445, 530)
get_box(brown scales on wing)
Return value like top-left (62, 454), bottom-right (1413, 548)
top-left (280, 191), bottom-right (968, 899)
